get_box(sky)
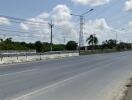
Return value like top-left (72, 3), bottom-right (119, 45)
top-left (0, 0), bottom-right (132, 45)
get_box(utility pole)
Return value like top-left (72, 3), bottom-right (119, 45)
top-left (49, 20), bottom-right (54, 51)
top-left (71, 9), bottom-right (94, 54)
top-left (63, 36), bottom-right (66, 44)
top-left (93, 33), bottom-right (96, 50)
top-left (80, 16), bottom-right (84, 49)
top-left (116, 32), bottom-right (118, 44)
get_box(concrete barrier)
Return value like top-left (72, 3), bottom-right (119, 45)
top-left (0, 52), bottom-right (79, 64)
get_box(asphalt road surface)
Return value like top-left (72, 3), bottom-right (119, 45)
top-left (0, 51), bottom-right (132, 100)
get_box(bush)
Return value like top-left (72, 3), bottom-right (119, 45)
top-left (66, 41), bottom-right (78, 50)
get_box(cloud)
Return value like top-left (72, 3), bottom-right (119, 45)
top-left (90, 18), bottom-right (111, 30)
top-left (20, 5), bottom-right (113, 44)
top-left (51, 5), bottom-right (78, 43)
top-left (128, 21), bottom-right (132, 28)
top-left (84, 18), bottom-right (113, 44)
top-left (0, 17), bottom-right (10, 25)
top-left (126, 21), bottom-right (132, 32)
top-left (124, 0), bottom-right (132, 11)
top-left (20, 23), bottom-right (29, 31)
top-left (51, 5), bottom-right (72, 22)
top-left (20, 4), bottom-right (78, 44)
top-left (72, 0), bottom-right (110, 6)
top-left (20, 12), bottom-right (50, 35)
top-left (20, 5), bottom-right (115, 44)
top-left (84, 18), bottom-right (111, 34)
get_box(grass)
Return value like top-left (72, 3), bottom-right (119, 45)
top-left (80, 49), bottom-right (131, 55)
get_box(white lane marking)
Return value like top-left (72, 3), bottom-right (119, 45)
top-left (0, 68), bottom-right (40, 77)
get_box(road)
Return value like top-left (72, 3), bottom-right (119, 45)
top-left (0, 51), bottom-right (132, 100)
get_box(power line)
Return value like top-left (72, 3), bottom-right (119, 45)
top-left (0, 25), bottom-right (50, 34)
top-left (0, 32), bottom-right (35, 38)
top-left (0, 15), bottom-right (49, 25)
top-left (0, 28), bottom-right (49, 36)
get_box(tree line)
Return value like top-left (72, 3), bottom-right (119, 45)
top-left (0, 36), bottom-right (131, 53)
top-left (0, 38), bottom-right (78, 52)
top-left (85, 34), bottom-right (132, 51)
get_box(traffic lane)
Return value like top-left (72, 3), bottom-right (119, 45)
top-left (26, 54), bottom-right (132, 100)
top-left (0, 54), bottom-right (118, 99)
top-left (0, 52), bottom-right (128, 99)
top-left (0, 51), bottom-right (131, 99)
top-left (0, 51), bottom-right (128, 75)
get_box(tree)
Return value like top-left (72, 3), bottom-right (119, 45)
top-left (35, 41), bottom-right (43, 52)
top-left (86, 35), bottom-right (98, 49)
top-left (102, 39), bottom-right (117, 49)
top-left (116, 42), bottom-right (132, 51)
top-left (66, 41), bottom-right (77, 50)
top-left (42, 42), bottom-right (50, 52)
top-left (5, 38), bottom-right (12, 43)
top-left (53, 44), bottom-right (65, 51)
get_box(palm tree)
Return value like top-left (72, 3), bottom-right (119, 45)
top-left (86, 34), bottom-right (98, 49)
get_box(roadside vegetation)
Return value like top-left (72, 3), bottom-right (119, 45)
top-left (0, 35), bottom-right (131, 54)
top-left (81, 34), bottom-right (132, 55)
top-left (0, 38), bottom-right (77, 52)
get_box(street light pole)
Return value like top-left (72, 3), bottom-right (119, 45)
top-left (71, 9), bottom-right (94, 54)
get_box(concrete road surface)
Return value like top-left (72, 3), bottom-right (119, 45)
top-left (0, 51), bottom-right (132, 100)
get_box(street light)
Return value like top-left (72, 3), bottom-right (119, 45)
top-left (121, 28), bottom-right (132, 43)
top-left (110, 29), bottom-right (118, 43)
top-left (111, 28), bottom-right (131, 44)
top-left (70, 9), bottom-right (94, 54)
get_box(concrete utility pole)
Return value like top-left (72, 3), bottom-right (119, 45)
top-left (71, 9), bottom-right (94, 54)
top-left (80, 16), bottom-right (84, 48)
top-left (49, 20), bottom-right (54, 51)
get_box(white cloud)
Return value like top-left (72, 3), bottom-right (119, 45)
top-left (37, 12), bottom-right (49, 19)
top-left (20, 23), bottom-right (29, 31)
top-left (51, 5), bottom-right (72, 22)
top-left (20, 4), bottom-right (78, 44)
top-left (125, 21), bottom-right (132, 34)
top-left (51, 5), bottom-right (78, 43)
top-left (84, 18), bottom-right (111, 34)
top-left (128, 21), bottom-right (132, 28)
top-left (20, 5), bottom-right (113, 44)
top-left (0, 17), bottom-right (10, 25)
top-left (20, 12), bottom-right (50, 33)
top-left (84, 18), bottom-right (113, 44)
top-left (124, 0), bottom-right (132, 11)
top-left (90, 18), bottom-right (111, 30)
top-left (72, 0), bottom-right (110, 6)
top-left (20, 5), bottom-right (116, 44)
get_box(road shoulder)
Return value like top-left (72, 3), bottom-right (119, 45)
top-left (124, 78), bottom-right (132, 100)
